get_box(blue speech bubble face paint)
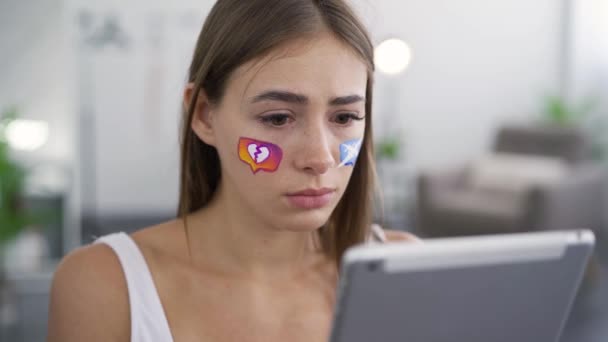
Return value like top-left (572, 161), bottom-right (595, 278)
top-left (339, 138), bottom-right (363, 167)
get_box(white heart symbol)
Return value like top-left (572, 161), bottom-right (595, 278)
top-left (247, 144), bottom-right (270, 163)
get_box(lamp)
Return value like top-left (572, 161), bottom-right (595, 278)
top-left (5, 119), bottom-right (49, 151)
top-left (373, 38), bottom-right (414, 229)
top-left (374, 38), bottom-right (412, 76)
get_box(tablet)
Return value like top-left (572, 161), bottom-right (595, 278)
top-left (330, 229), bottom-right (595, 342)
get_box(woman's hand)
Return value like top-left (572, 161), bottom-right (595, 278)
top-left (384, 229), bottom-right (421, 243)
top-left (371, 223), bottom-right (421, 243)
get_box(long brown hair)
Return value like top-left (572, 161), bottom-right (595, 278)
top-left (178, 0), bottom-right (376, 265)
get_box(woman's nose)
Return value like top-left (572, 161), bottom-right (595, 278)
top-left (294, 129), bottom-right (336, 175)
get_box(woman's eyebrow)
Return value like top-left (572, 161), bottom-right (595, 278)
top-left (250, 90), bottom-right (365, 106)
top-left (328, 94), bottom-right (365, 106)
top-left (251, 90), bottom-right (308, 105)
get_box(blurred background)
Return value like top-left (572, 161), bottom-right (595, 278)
top-left (0, 0), bottom-right (607, 341)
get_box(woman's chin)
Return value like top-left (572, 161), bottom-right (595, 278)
top-left (277, 209), bottom-right (332, 232)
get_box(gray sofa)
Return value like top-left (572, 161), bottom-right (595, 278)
top-left (416, 125), bottom-right (607, 237)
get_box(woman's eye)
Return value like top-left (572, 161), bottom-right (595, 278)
top-left (261, 114), bottom-right (293, 127)
top-left (334, 113), bottom-right (364, 125)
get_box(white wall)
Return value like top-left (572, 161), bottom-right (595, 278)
top-left (353, 0), bottom-right (563, 168)
top-left (570, 0), bottom-right (608, 105)
top-left (0, 0), bottom-right (72, 164)
top-left (64, 0), bottom-right (215, 217)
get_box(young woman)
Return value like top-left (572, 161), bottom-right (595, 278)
top-left (48, 0), bottom-right (418, 341)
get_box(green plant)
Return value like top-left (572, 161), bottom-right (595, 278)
top-left (541, 95), bottom-right (608, 160)
top-left (375, 136), bottom-right (402, 161)
top-left (0, 106), bottom-right (30, 247)
top-left (541, 95), bottom-right (597, 126)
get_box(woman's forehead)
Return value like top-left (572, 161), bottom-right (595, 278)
top-left (228, 34), bottom-right (368, 105)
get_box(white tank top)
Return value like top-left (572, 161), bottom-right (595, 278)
top-left (94, 227), bottom-right (386, 341)
top-left (95, 232), bottom-right (174, 342)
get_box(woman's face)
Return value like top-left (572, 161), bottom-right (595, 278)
top-left (193, 32), bottom-right (368, 232)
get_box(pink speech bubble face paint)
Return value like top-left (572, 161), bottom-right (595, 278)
top-left (238, 137), bottom-right (283, 174)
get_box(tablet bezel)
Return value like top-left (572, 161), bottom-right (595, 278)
top-left (330, 229), bottom-right (595, 342)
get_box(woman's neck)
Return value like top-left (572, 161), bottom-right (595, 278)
top-left (184, 183), bottom-right (324, 281)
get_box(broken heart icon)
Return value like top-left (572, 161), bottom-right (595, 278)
top-left (247, 144), bottom-right (270, 164)
top-left (238, 137), bottom-right (283, 174)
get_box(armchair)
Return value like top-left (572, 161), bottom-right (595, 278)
top-left (416, 125), bottom-right (606, 237)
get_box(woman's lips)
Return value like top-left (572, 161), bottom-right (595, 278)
top-left (285, 188), bottom-right (336, 209)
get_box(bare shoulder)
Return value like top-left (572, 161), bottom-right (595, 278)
top-left (131, 219), bottom-right (184, 248)
top-left (47, 243), bottom-right (130, 342)
top-left (130, 219), bottom-right (189, 261)
top-left (383, 229), bottom-right (422, 243)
